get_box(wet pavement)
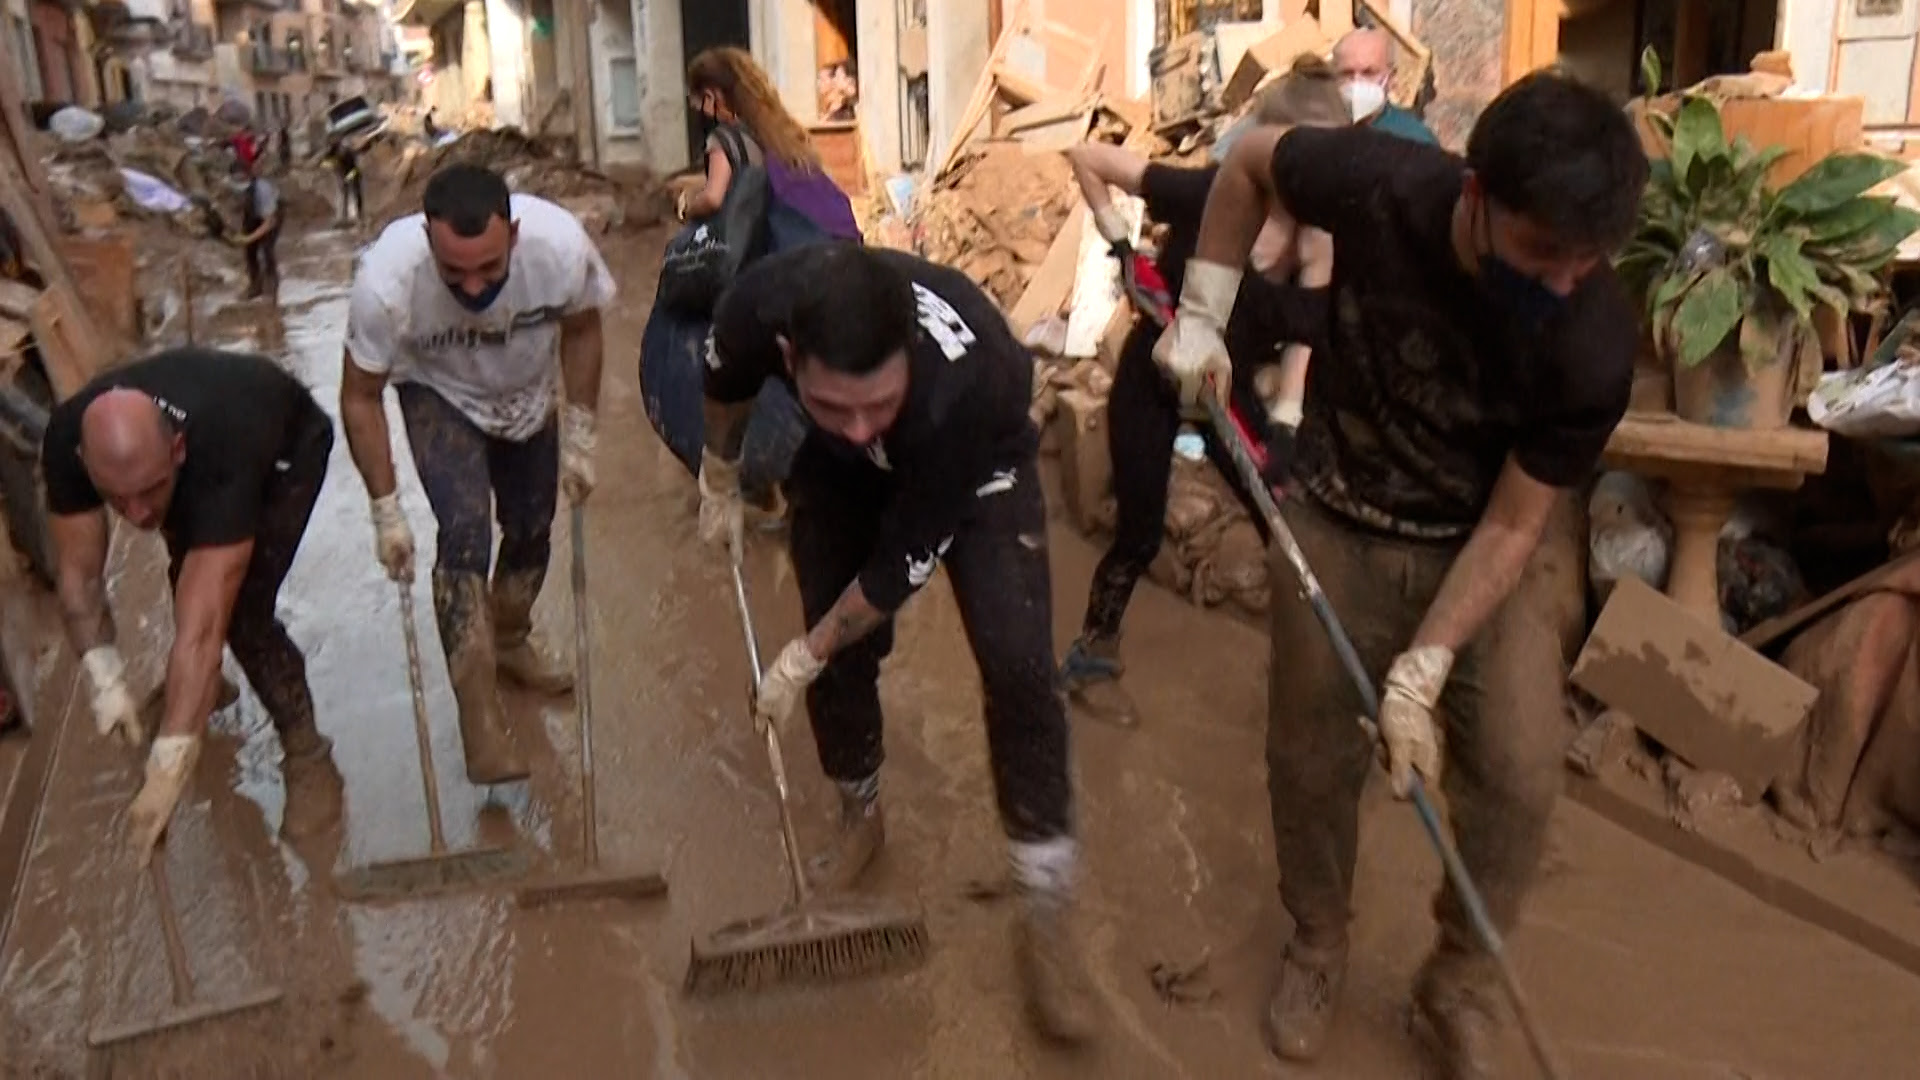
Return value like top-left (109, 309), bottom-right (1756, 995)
top-left (3, 227), bottom-right (1920, 1077)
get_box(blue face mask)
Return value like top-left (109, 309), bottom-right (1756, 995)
top-left (1476, 202), bottom-right (1566, 329)
top-left (449, 269), bottom-right (508, 313)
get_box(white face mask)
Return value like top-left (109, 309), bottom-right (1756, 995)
top-left (1341, 78), bottom-right (1388, 122)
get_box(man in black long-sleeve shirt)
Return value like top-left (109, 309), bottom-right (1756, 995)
top-left (696, 244), bottom-right (1094, 1043)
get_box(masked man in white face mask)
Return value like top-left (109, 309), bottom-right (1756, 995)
top-left (1332, 27), bottom-right (1438, 145)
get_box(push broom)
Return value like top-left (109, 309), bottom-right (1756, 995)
top-left (516, 503), bottom-right (669, 907)
top-left (334, 583), bottom-right (530, 901)
top-left (683, 557), bottom-right (928, 995)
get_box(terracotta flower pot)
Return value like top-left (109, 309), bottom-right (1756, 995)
top-left (1671, 343), bottom-right (1792, 430)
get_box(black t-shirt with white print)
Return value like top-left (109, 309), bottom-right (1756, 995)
top-left (1269, 125), bottom-right (1636, 539)
top-left (42, 347), bottom-right (330, 550)
top-left (706, 247), bottom-right (1038, 614)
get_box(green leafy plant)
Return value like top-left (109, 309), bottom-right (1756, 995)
top-left (1616, 46), bottom-right (1920, 371)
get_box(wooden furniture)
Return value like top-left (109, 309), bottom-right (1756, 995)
top-left (1602, 412), bottom-right (1830, 622)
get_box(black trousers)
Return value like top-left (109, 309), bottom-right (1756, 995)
top-left (244, 223), bottom-right (280, 294)
top-left (395, 383), bottom-right (558, 581)
top-left (1080, 318), bottom-right (1270, 639)
top-left (166, 419), bottom-right (332, 737)
top-left (787, 438), bottom-right (1073, 843)
top-left (340, 174), bottom-right (364, 220)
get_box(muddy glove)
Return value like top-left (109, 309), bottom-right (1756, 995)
top-left (1375, 645), bottom-right (1452, 799)
top-left (1264, 397), bottom-right (1303, 489)
top-left (126, 734), bottom-right (201, 865)
top-left (753, 638), bottom-right (826, 735)
top-left (675, 189), bottom-right (693, 222)
top-left (1153, 259), bottom-right (1241, 416)
top-left (369, 492), bottom-right (416, 583)
top-left (560, 403), bottom-right (597, 504)
top-left (697, 449), bottom-right (746, 562)
top-left (83, 645), bottom-right (143, 748)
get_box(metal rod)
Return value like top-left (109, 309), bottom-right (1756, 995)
top-left (570, 503), bottom-right (599, 869)
top-left (150, 855), bottom-right (196, 1008)
top-left (730, 559), bottom-right (812, 907)
top-left (396, 584), bottom-right (447, 855)
top-left (1203, 393), bottom-right (1565, 1080)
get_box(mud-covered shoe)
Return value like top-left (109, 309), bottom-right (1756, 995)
top-left (1411, 957), bottom-right (1497, 1080)
top-left (490, 568), bottom-right (574, 695)
top-left (1015, 896), bottom-right (1097, 1044)
top-left (807, 791), bottom-right (885, 892)
top-left (280, 735), bottom-right (345, 841)
top-left (1265, 942), bottom-right (1347, 1062)
top-left (438, 571), bottom-right (531, 784)
top-left (494, 639), bottom-right (575, 695)
top-left (1059, 635), bottom-right (1138, 728)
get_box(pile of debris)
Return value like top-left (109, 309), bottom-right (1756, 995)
top-left (374, 127), bottom-right (667, 236)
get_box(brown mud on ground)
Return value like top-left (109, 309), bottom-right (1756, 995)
top-left (2, 225), bottom-right (1919, 1077)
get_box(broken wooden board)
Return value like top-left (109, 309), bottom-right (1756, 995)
top-left (1063, 197), bottom-right (1139, 357)
top-left (1008, 206), bottom-right (1087, 338)
top-left (60, 234), bottom-right (139, 346)
top-left (1221, 18), bottom-right (1331, 113)
top-left (29, 283), bottom-right (104, 397)
top-left (1602, 412), bottom-right (1829, 481)
top-left (1572, 576), bottom-right (1819, 803)
top-left (1150, 31), bottom-right (1216, 131)
top-left (1740, 549), bottom-right (1920, 652)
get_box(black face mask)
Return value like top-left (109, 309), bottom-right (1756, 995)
top-left (1476, 202), bottom-right (1567, 329)
top-left (450, 268), bottom-right (509, 313)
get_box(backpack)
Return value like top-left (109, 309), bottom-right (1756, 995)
top-left (658, 125), bottom-right (770, 316)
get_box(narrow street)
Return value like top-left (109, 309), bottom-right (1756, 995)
top-left (2, 225), bottom-right (1918, 1078)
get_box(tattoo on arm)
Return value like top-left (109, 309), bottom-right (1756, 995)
top-left (805, 580), bottom-right (888, 661)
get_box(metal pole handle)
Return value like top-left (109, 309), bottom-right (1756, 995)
top-left (570, 503), bottom-right (599, 867)
top-left (396, 583), bottom-right (448, 855)
top-left (729, 558), bottom-right (812, 906)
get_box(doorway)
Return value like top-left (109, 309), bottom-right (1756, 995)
top-left (680, 0), bottom-right (751, 162)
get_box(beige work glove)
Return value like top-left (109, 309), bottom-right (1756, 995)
top-left (1375, 645), bottom-right (1452, 799)
top-left (1152, 259), bottom-right (1241, 417)
top-left (1091, 204), bottom-right (1131, 248)
top-left (369, 492), bottom-right (415, 582)
top-left (127, 734), bottom-right (201, 865)
top-left (560, 403), bottom-right (597, 505)
top-left (675, 189), bottom-right (693, 222)
top-left (753, 637), bottom-right (827, 735)
top-left (696, 449), bottom-right (746, 562)
top-left (83, 645), bottom-right (144, 749)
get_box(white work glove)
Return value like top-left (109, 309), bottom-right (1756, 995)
top-left (127, 734), bottom-right (201, 865)
top-left (560, 402), bottom-right (597, 504)
top-left (753, 637), bottom-right (827, 735)
top-left (675, 189), bottom-right (693, 222)
top-left (697, 449), bottom-right (746, 561)
top-left (83, 645), bottom-right (144, 748)
top-left (369, 492), bottom-right (415, 583)
top-left (1152, 259), bottom-right (1241, 417)
top-left (1375, 645), bottom-right (1452, 799)
top-left (1092, 204), bottom-right (1131, 248)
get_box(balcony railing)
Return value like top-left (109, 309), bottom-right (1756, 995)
top-left (171, 23), bottom-right (215, 59)
top-left (246, 46), bottom-right (291, 75)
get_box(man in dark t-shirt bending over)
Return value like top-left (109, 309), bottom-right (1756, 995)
top-left (1157, 74), bottom-right (1647, 1073)
top-left (43, 347), bottom-right (342, 863)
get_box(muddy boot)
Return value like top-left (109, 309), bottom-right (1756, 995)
top-left (490, 568), bottom-right (574, 695)
top-left (1264, 939), bottom-right (1347, 1062)
top-left (279, 724), bottom-right (344, 842)
top-left (435, 571), bottom-right (530, 784)
top-left (806, 778), bottom-right (885, 892)
top-left (1060, 634), bottom-right (1138, 728)
top-left (1410, 951), bottom-right (1498, 1080)
top-left (1012, 839), bottom-right (1097, 1044)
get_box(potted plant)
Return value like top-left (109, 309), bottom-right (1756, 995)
top-left (1617, 47), bottom-right (1920, 429)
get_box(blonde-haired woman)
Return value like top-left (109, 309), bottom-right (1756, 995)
top-left (680, 46), bottom-right (860, 244)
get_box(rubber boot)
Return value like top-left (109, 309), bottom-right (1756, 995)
top-left (1264, 938), bottom-right (1348, 1062)
top-left (490, 568), bottom-right (574, 695)
top-left (1012, 839), bottom-right (1097, 1044)
top-left (435, 570), bottom-right (530, 784)
top-left (1410, 950), bottom-right (1498, 1080)
top-left (1060, 634), bottom-right (1138, 728)
top-left (806, 779), bottom-right (885, 892)
top-left (278, 722), bottom-right (344, 842)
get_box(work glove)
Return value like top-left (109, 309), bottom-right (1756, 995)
top-left (753, 637), bottom-right (827, 735)
top-left (1153, 259), bottom-right (1241, 417)
top-left (1264, 397), bottom-right (1303, 489)
top-left (83, 645), bottom-right (143, 748)
top-left (369, 492), bottom-right (416, 583)
top-left (1374, 644), bottom-right (1452, 799)
top-left (675, 189), bottom-right (693, 222)
top-left (127, 734), bottom-right (201, 865)
top-left (560, 402), bottom-right (597, 505)
top-left (697, 449), bottom-right (746, 562)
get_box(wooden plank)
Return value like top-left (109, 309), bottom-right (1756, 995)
top-left (1602, 413), bottom-right (1829, 475)
top-left (930, 1), bottom-right (1027, 180)
top-left (29, 286), bottom-right (100, 398)
top-left (1739, 549), bottom-right (1920, 651)
top-left (1319, 0), bottom-right (1356, 37)
top-left (1008, 206), bottom-right (1086, 337)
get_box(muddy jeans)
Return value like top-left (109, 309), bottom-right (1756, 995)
top-left (244, 224), bottom-right (279, 296)
top-left (1267, 494), bottom-right (1570, 988)
top-left (787, 439), bottom-right (1073, 842)
top-left (395, 383), bottom-right (559, 583)
top-left (1081, 319), bottom-right (1270, 639)
top-left (165, 418), bottom-right (332, 739)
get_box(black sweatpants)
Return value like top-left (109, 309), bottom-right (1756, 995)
top-left (1080, 318), bottom-right (1270, 639)
top-left (786, 437), bottom-right (1073, 843)
top-left (395, 383), bottom-right (559, 580)
top-left (244, 224), bottom-right (280, 296)
top-left (166, 417), bottom-right (332, 737)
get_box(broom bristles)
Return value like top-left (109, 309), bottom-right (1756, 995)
top-left (684, 920), bottom-right (929, 996)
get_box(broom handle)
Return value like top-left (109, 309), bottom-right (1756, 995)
top-left (1202, 393), bottom-right (1564, 1080)
top-left (570, 503), bottom-right (599, 869)
top-left (149, 854), bottom-right (196, 1007)
top-left (729, 559), bottom-right (813, 907)
top-left (396, 584), bottom-right (448, 855)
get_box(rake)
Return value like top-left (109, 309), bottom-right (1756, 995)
top-left (682, 558), bottom-right (928, 996)
top-left (517, 503), bottom-right (669, 907)
top-left (334, 583), bottom-right (530, 901)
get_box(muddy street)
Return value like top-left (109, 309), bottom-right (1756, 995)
top-left (2, 226), bottom-right (1919, 1078)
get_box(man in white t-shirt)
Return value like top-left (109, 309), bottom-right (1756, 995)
top-left (339, 163), bottom-right (615, 784)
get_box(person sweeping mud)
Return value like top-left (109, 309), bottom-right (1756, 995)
top-left (1059, 56), bottom-right (1346, 727)
top-left (696, 244), bottom-right (1095, 1041)
top-left (42, 347), bottom-right (344, 861)
top-left (340, 163), bottom-right (613, 785)
top-left (1157, 72), bottom-right (1645, 1074)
